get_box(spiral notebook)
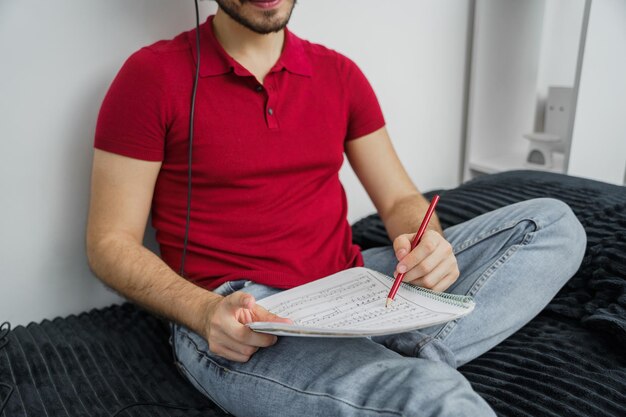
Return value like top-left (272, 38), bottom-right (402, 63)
top-left (248, 267), bottom-right (475, 337)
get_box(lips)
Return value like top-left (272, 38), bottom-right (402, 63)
top-left (247, 0), bottom-right (283, 9)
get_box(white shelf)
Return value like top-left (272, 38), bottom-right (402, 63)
top-left (468, 150), bottom-right (565, 176)
top-left (462, 1), bottom-right (590, 184)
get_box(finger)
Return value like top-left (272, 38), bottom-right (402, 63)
top-left (395, 230), bottom-right (441, 276)
top-left (411, 255), bottom-right (457, 289)
top-left (209, 342), bottom-right (255, 363)
top-left (226, 292), bottom-right (262, 325)
top-left (216, 311), bottom-right (265, 345)
top-left (251, 304), bottom-right (293, 324)
top-left (214, 327), bottom-right (265, 355)
top-left (431, 273), bottom-right (459, 293)
top-left (393, 233), bottom-right (415, 261)
top-left (224, 339), bottom-right (260, 358)
top-left (240, 308), bottom-right (253, 324)
top-left (225, 291), bottom-right (256, 312)
top-left (232, 325), bottom-right (279, 348)
top-left (408, 259), bottom-right (448, 288)
top-left (220, 314), bottom-right (279, 348)
top-left (246, 332), bottom-right (279, 348)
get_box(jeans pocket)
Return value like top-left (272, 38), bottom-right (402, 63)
top-left (214, 280), bottom-right (250, 296)
top-left (226, 280), bottom-right (250, 293)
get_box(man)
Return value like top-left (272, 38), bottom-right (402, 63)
top-left (87, 1), bottom-right (586, 416)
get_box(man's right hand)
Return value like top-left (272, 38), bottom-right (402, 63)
top-left (204, 291), bottom-right (292, 362)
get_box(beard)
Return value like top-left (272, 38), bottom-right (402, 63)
top-left (215, 0), bottom-right (297, 34)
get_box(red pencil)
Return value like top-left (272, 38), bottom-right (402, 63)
top-left (385, 194), bottom-right (441, 307)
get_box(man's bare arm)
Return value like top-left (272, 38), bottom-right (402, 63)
top-left (345, 127), bottom-right (459, 292)
top-left (86, 150), bottom-right (287, 362)
top-left (86, 150), bottom-right (217, 334)
top-left (344, 127), bottom-right (441, 239)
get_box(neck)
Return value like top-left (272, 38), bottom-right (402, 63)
top-left (212, 9), bottom-right (285, 80)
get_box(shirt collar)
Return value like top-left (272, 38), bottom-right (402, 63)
top-left (188, 15), bottom-right (312, 78)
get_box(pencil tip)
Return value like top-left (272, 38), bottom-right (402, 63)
top-left (385, 298), bottom-right (392, 308)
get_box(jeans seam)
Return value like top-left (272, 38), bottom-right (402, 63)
top-left (172, 324), bottom-right (232, 414)
top-left (435, 220), bottom-right (538, 343)
top-left (176, 354), bottom-right (233, 415)
top-left (180, 330), bottom-right (402, 416)
top-left (412, 335), bottom-right (434, 357)
top-left (453, 218), bottom-right (539, 254)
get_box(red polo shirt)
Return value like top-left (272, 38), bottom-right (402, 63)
top-left (95, 16), bottom-right (385, 290)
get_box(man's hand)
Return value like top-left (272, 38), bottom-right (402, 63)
top-left (203, 291), bottom-right (292, 363)
top-left (393, 230), bottom-right (459, 292)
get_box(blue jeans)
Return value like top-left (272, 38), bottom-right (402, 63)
top-left (171, 198), bottom-right (586, 416)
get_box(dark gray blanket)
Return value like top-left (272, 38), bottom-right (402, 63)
top-left (1, 170), bottom-right (625, 416)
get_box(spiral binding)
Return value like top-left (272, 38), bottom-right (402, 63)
top-left (375, 271), bottom-right (475, 308)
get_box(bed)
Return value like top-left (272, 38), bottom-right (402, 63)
top-left (1, 170), bottom-right (625, 416)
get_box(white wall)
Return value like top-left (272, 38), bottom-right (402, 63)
top-left (0, 0), bottom-right (471, 326)
top-left (289, 1), bottom-right (470, 222)
top-left (568, 0), bottom-right (626, 185)
top-left (535, 0), bottom-right (586, 96)
top-left (465, 0), bottom-right (546, 165)
top-left (463, 0), bottom-right (592, 181)
top-left (534, 0), bottom-right (586, 131)
top-left (0, 0), bottom-right (215, 327)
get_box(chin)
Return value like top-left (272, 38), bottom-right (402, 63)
top-left (218, 0), bottom-right (296, 34)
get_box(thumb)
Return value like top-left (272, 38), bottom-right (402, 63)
top-left (251, 304), bottom-right (293, 324)
top-left (226, 291), bottom-right (255, 311)
top-left (393, 233), bottom-right (415, 261)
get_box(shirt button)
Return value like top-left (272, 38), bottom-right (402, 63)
top-left (256, 85), bottom-right (263, 92)
top-left (268, 108), bottom-right (274, 115)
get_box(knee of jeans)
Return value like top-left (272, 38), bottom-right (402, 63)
top-left (535, 198), bottom-right (587, 273)
top-left (525, 197), bottom-right (568, 223)
top-left (418, 338), bottom-right (457, 368)
top-left (546, 198), bottom-right (585, 245)
top-left (378, 358), bottom-right (491, 412)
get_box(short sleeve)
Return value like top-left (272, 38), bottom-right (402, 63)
top-left (343, 58), bottom-right (386, 141)
top-left (94, 48), bottom-right (168, 161)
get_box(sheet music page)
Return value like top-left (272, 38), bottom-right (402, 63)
top-left (251, 267), bottom-right (473, 336)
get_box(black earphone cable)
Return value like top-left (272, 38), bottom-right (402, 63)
top-left (0, 382), bottom-right (13, 414)
top-left (111, 1), bottom-right (209, 415)
top-left (110, 401), bottom-right (212, 417)
top-left (2, 3), bottom-right (203, 416)
top-left (0, 321), bottom-right (14, 414)
top-left (179, 0), bottom-right (201, 278)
